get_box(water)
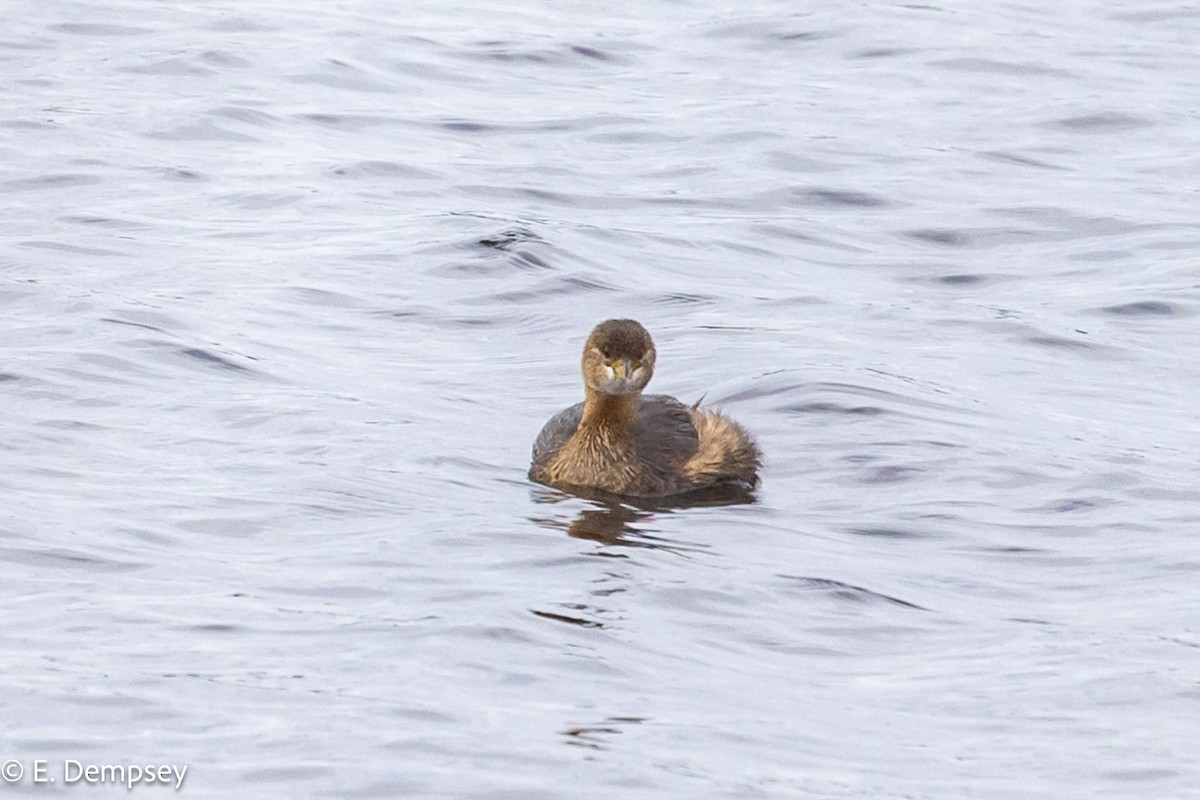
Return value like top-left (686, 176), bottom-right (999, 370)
top-left (3, 0), bottom-right (1199, 796)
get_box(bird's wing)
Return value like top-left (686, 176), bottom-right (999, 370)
top-left (531, 401), bottom-right (584, 465)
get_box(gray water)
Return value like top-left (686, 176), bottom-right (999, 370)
top-left (4, 0), bottom-right (1199, 797)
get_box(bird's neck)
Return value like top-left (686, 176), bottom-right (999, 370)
top-left (580, 389), bottom-right (640, 435)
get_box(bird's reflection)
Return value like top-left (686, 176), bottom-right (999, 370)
top-left (566, 504), bottom-right (661, 548)
top-left (525, 485), bottom-right (756, 752)
top-left (529, 483), bottom-right (755, 552)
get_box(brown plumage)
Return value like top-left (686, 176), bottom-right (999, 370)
top-left (529, 319), bottom-right (761, 498)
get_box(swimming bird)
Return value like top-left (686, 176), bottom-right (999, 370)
top-left (529, 319), bottom-right (761, 498)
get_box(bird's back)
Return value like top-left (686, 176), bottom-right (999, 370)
top-left (530, 394), bottom-right (699, 481)
top-left (530, 394), bottom-right (759, 497)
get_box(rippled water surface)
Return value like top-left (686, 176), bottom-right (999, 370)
top-left (4, 0), bottom-right (1200, 797)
